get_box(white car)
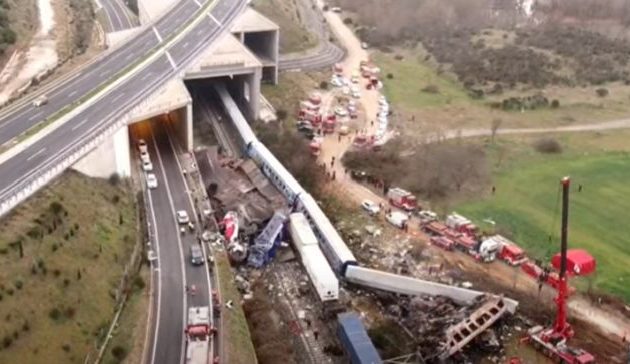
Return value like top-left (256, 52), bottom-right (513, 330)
top-left (342, 86), bottom-right (350, 95)
top-left (386, 211), bottom-right (409, 229)
top-left (147, 250), bottom-right (158, 262)
top-left (331, 77), bottom-right (343, 87)
top-left (32, 95), bottom-right (48, 107)
top-left (142, 160), bottom-right (153, 172)
top-left (138, 139), bottom-right (148, 153)
top-left (361, 42), bottom-right (369, 49)
top-left (334, 106), bottom-right (348, 117)
top-left (348, 100), bottom-right (357, 107)
top-left (176, 210), bottom-right (190, 224)
top-left (417, 210), bottom-right (438, 222)
top-left (361, 200), bottom-right (380, 215)
top-left (331, 6), bottom-right (341, 13)
top-left (352, 90), bottom-right (361, 99)
top-left (146, 173), bottom-right (158, 189)
top-left (140, 150), bottom-right (150, 163)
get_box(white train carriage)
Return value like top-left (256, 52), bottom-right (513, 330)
top-left (247, 140), bottom-right (304, 205)
top-left (295, 193), bottom-right (357, 276)
top-left (214, 83), bottom-right (257, 146)
top-left (301, 244), bottom-right (339, 301)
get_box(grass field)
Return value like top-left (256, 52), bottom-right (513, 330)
top-left (455, 132), bottom-right (630, 301)
top-left (0, 171), bottom-right (138, 364)
top-left (373, 49), bottom-right (630, 134)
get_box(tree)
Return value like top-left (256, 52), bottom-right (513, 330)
top-left (490, 118), bottom-right (502, 143)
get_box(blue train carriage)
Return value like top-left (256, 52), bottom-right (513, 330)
top-left (247, 140), bottom-right (304, 206)
top-left (294, 192), bottom-right (357, 276)
top-left (337, 313), bottom-right (382, 364)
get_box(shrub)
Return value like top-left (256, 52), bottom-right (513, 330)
top-left (64, 307), bottom-right (76, 318)
top-left (3, 336), bottom-right (12, 348)
top-left (49, 308), bottom-right (61, 321)
top-left (551, 99), bottom-right (560, 108)
top-left (62, 344), bottom-right (71, 352)
top-left (343, 17), bottom-right (352, 25)
top-left (394, 54), bottom-right (404, 61)
top-left (63, 278), bottom-right (71, 287)
top-left (108, 173), bottom-right (120, 186)
top-left (111, 345), bottom-right (128, 360)
top-left (53, 269), bottom-right (61, 277)
top-left (133, 276), bottom-right (145, 290)
top-left (14, 280), bottom-right (22, 290)
top-left (276, 109), bottom-right (288, 121)
top-left (22, 321), bottom-right (30, 332)
top-left (49, 201), bottom-right (64, 215)
top-left (595, 88), bottom-right (609, 97)
top-left (111, 195), bottom-right (120, 204)
top-left (533, 138), bottom-right (563, 154)
top-left (421, 85), bottom-right (440, 94)
top-left (319, 80), bottom-right (329, 90)
top-left (386, 73), bottom-right (394, 79)
top-left (51, 243), bottom-right (58, 252)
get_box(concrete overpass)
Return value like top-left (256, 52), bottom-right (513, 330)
top-left (0, 0), bottom-right (280, 217)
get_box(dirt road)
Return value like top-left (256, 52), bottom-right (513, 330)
top-left (312, 0), bottom-right (630, 344)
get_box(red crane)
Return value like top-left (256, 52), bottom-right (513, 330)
top-left (527, 177), bottom-right (596, 364)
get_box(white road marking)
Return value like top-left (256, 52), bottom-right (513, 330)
top-left (166, 52), bottom-right (177, 70)
top-left (71, 118), bottom-right (89, 131)
top-left (68, 90), bottom-right (78, 98)
top-left (192, 0), bottom-right (202, 7)
top-left (26, 147), bottom-right (46, 161)
top-left (141, 72), bottom-right (153, 81)
top-left (27, 111), bottom-right (43, 121)
top-left (152, 26), bottom-right (163, 43)
top-left (111, 92), bottom-right (126, 102)
top-left (207, 13), bottom-right (221, 26)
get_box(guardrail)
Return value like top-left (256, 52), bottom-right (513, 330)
top-left (0, 0), bottom-right (248, 218)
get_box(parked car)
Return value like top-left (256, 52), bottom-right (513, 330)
top-left (140, 151), bottom-right (150, 163)
top-left (137, 139), bottom-right (148, 153)
top-left (334, 106), bottom-right (348, 117)
top-left (146, 173), bottom-right (158, 189)
top-left (378, 95), bottom-right (387, 106)
top-left (386, 211), bottom-right (409, 229)
top-left (361, 200), bottom-right (380, 215)
top-left (142, 160), bottom-right (153, 172)
top-left (190, 244), bottom-right (204, 265)
top-left (417, 210), bottom-right (438, 223)
top-left (338, 125), bottom-right (350, 135)
top-left (177, 210), bottom-right (190, 224)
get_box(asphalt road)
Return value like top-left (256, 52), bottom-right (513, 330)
top-left (0, 0), bottom-right (248, 205)
top-left (143, 120), bottom-right (213, 364)
top-left (100, 0), bottom-right (139, 32)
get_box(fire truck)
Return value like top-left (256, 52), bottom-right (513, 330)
top-left (386, 187), bottom-right (417, 211)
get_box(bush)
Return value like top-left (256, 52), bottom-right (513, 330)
top-left (319, 80), bottom-right (329, 90)
top-left (421, 85), bottom-right (440, 94)
top-left (49, 308), bottom-right (61, 321)
top-left (62, 344), bottom-right (71, 352)
top-left (386, 73), bottom-right (394, 79)
top-left (22, 321), bottom-right (30, 332)
top-left (276, 109), bottom-right (288, 121)
top-left (108, 173), bottom-right (120, 186)
top-left (551, 99), bottom-right (560, 108)
top-left (2, 336), bottom-right (12, 348)
top-left (111, 194), bottom-right (120, 204)
top-left (533, 138), bottom-right (563, 154)
top-left (133, 276), bottom-right (146, 290)
top-left (343, 17), bottom-right (352, 25)
top-left (49, 201), bottom-right (64, 215)
top-left (595, 88), bottom-right (609, 97)
top-left (14, 280), bottom-right (22, 290)
top-left (111, 345), bottom-right (128, 360)
top-left (64, 307), bottom-right (76, 318)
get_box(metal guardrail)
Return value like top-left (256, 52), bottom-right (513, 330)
top-left (0, 0), bottom-right (248, 218)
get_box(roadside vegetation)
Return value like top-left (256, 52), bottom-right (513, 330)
top-left (0, 171), bottom-right (139, 364)
top-left (252, 0), bottom-right (318, 54)
top-left (0, 0), bottom-right (37, 60)
top-left (57, 0), bottom-right (96, 59)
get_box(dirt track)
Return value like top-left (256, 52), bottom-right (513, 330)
top-left (312, 0), bottom-right (630, 358)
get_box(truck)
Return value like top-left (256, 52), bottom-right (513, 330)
top-left (300, 100), bottom-right (320, 113)
top-left (385, 211), bottom-right (409, 229)
top-left (430, 236), bottom-right (454, 251)
top-left (445, 212), bottom-right (478, 238)
top-left (337, 313), bottom-right (383, 364)
top-left (453, 234), bottom-right (477, 254)
top-left (497, 239), bottom-right (527, 266)
top-left (308, 91), bottom-right (322, 106)
top-left (185, 306), bottom-right (215, 364)
top-left (323, 114), bottom-right (336, 134)
top-left (477, 236), bottom-right (502, 262)
top-left (386, 187), bottom-right (417, 211)
top-left (298, 109), bottom-right (322, 125)
top-left (422, 220), bottom-right (448, 236)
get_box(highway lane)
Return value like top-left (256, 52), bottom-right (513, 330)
top-left (148, 121), bottom-right (213, 364)
top-left (100, 0), bottom-right (138, 32)
top-left (0, 0), bottom-right (200, 145)
top-left (142, 124), bottom-right (188, 364)
top-left (0, 0), bottom-right (248, 202)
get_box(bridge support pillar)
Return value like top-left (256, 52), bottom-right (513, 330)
top-left (73, 126), bottom-right (131, 178)
top-left (168, 104), bottom-right (193, 152)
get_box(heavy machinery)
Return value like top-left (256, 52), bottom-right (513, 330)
top-left (527, 177), bottom-right (596, 364)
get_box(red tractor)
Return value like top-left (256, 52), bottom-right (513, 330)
top-left (526, 177), bottom-right (596, 364)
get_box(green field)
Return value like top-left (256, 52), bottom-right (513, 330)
top-left (0, 171), bottom-right (138, 363)
top-left (456, 138), bottom-right (630, 301)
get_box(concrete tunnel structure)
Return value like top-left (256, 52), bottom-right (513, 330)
top-left (74, 6), bottom-right (279, 179)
